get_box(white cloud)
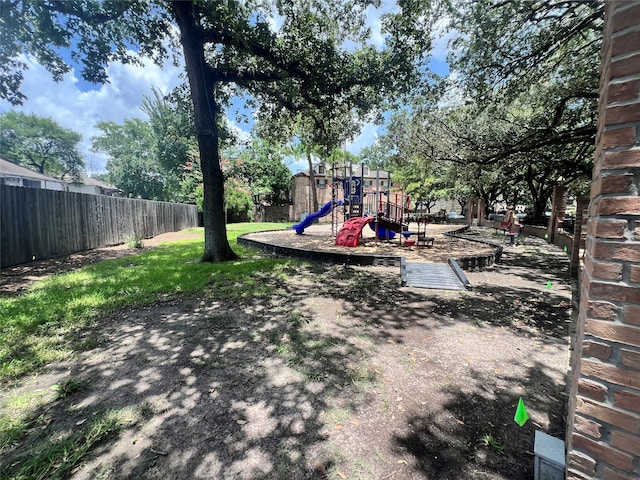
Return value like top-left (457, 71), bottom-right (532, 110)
top-left (226, 119), bottom-right (252, 146)
top-left (287, 157), bottom-right (309, 174)
top-left (366, 12), bottom-right (385, 48)
top-left (267, 10), bottom-right (285, 32)
top-left (431, 18), bottom-right (455, 62)
top-left (438, 69), bottom-right (467, 107)
top-left (347, 122), bottom-right (380, 156)
top-left (1, 53), bottom-right (183, 174)
top-left (365, 0), bottom-right (400, 48)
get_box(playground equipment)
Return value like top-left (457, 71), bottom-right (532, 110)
top-left (299, 164), bottom-right (418, 248)
top-left (374, 192), bottom-right (411, 240)
top-left (397, 216), bottom-right (435, 247)
top-left (293, 200), bottom-right (342, 234)
top-left (367, 221), bottom-right (396, 240)
top-left (415, 216), bottom-right (435, 247)
top-left (335, 217), bottom-right (373, 247)
top-left (335, 192), bottom-right (414, 247)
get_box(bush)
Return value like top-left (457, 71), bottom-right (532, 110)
top-left (124, 232), bottom-right (144, 249)
top-left (225, 188), bottom-right (253, 223)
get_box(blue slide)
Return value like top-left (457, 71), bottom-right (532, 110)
top-left (293, 201), bottom-right (340, 234)
top-left (368, 221), bottom-right (396, 239)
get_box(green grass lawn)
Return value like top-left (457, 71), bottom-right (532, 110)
top-left (0, 222), bottom-right (300, 479)
top-left (0, 222), bottom-right (295, 383)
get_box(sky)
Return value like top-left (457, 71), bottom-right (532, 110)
top-left (0, 3), bottom-right (451, 176)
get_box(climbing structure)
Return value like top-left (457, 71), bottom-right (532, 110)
top-left (415, 216), bottom-right (434, 247)
top-left (335, 217), bottom-right (373, 247)
top-left (330, 176), bottom-right (344, 237)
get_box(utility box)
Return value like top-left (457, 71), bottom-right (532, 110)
top-left (534, 430), bottom-right (565, 480)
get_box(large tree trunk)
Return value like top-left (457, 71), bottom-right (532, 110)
top-left (172, 2), bottom-right (237, 262)
top-left (306, 147), bottom-right (318, 213)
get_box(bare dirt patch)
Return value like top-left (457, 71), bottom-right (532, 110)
top-left (1, 228), bottom-right (572, 479)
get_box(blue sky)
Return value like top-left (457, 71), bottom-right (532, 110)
top-left (0, 4), bottom-right (451, 175)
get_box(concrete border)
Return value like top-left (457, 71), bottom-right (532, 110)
top-left (238, 232), bottom-right (402, 267)
top-left (444, 226), bottom-right (504, 270)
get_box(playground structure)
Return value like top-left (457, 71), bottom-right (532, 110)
top-left (407, 216), bottom-right (435, 247)
top-left (293, 163), bottom-right (437, 249)
top-left (292, 200), bottom-right (342, 234)
top-left (335, 191), bottom-right (431, 248)
top-left (334, 217), bottom-right (373, 247)
top-left (372, 192), bottom-right (409, 232)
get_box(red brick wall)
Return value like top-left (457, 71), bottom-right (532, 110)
top-left (571, 196), bottom-right (590, 278)
top-left (547, 184), bottom-right (568, 243)
top-left (291, 175), bottom-right (336, 222)
top-left (567, 2), bottom-right (640, 479)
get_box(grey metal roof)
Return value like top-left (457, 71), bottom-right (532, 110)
top-left (1, 158), bottom-right (119, 191)
top-left (70, 175), bottom-right (119, 191)
top-left (0, 157), bottom-right (63, 182)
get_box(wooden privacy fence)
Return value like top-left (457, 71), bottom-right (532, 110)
top-left (1, 185), bottom-right (198, 268)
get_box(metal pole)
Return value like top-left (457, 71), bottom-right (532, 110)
top-left (360, 159), bottom-right (365, 217)
top-left (348, 157), bottom-right (352, 218)
top-left (375, 170), bottom-right (380, 215)
top-left (331, 164), bottom-right (336, 236)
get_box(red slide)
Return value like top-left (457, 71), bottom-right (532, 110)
top-left (335, 217), bottom-right (373, 247)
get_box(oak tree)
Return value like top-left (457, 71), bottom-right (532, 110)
top-left (91, 118), bottom-right (170, 200)
top-left (0, 111), bottom-right (84, 180)
top-left (3, 0), bottom-right (432, 262)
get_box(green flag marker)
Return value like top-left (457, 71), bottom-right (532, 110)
top-left (544, 233), bottom-right (549, 239)
top-left (514, 398), bottom-right (529, 427)
top-left (546, 281), bottom-right (552, 290)
top-left (564, 246), bottom-right (567, 252)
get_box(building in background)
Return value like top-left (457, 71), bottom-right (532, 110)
top-left (0, 157), bottom-right (66, 191)
top-left (0, 158), bottom-right (119, 196)
top-left (291, 163), bottom-right (392, 221)
top-left (66, 176), bottom-right (120, 196)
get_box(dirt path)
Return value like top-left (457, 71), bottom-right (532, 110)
top-left (1, 229), bottom-right (572, 479)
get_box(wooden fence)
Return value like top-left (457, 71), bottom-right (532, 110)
top-left (1, 185), bottom-right (198, 268)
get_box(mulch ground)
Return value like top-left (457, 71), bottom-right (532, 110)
top-left (242, 223), bottom-right (497, 264)
top-left (1, 225), bottom-right (573, 479)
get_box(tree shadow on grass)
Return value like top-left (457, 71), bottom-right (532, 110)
top-left (1, 284), bottom-right (377, 479)
top-left (1, 236), bottom-right (573, 479)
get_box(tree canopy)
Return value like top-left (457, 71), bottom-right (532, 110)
top-left (224, 138), bottom-right (291, 207)
top-left (0, 110), bottom-right (84, 180)
top-left (140, 87), bottom-right (197, 193)
top-left (3, 0), bottom-right (434, 262)
top-left (372, 0), bottom-right (602, 219)
top-left (444, 0), bottom-right (602, 174)
top-left (91, 118), bottom-right (169, 200)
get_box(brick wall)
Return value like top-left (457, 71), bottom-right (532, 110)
top-left (547, 184), bottom-right (568, 243)
top-left (291, 175), bottom-right (337, 222)
top-left (567, 2), bottom-right (640, 479)
top-left (252, 205), bottom-right (290, 223)
top-left (291, 175), bottom-right (312, 221)
top-left (571, 196), bottom-right (590, 278)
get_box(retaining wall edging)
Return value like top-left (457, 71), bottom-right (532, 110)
top-left (444, 226), bottom-right (504, 270)
top-left (239, 226), bottom-right (505, 271)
